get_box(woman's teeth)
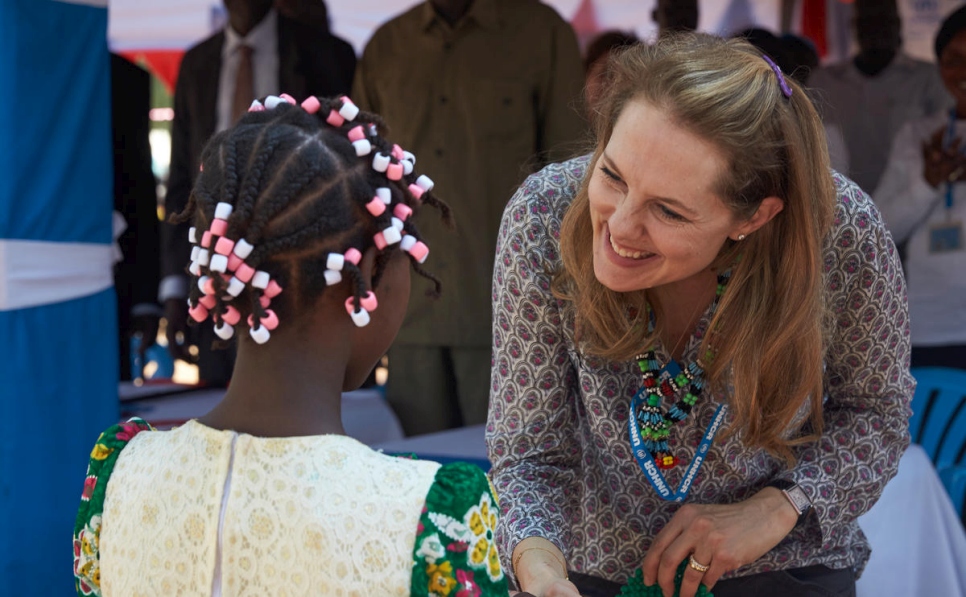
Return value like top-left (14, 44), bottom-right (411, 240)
top-left (610, 234), bottom-right (651, 259)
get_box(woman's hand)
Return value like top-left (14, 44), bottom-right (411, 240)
top-left (512, 538), bottom-right (581, 597)
top-left (922, 126), bottom-right (966, 188)
top-left (641, 488), bottom-right (798, 597)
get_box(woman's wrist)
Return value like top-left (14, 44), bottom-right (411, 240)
top-left (512, 537), bottom-right (568, 592)
top-left (755, 486), bottom-right (800, 535)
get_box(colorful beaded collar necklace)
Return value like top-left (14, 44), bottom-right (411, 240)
top-left (632, 270), bottom-right (731, 470)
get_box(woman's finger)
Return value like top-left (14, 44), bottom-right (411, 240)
top-left (655, 525), bottom-right (703, 597)
top-left (641, 515), bottom-right (685, 586)
top-left (677, 550), bottom-right (713, 597)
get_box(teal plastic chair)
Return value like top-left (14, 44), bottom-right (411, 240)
top-left (909, 367), bottom-right (966, 469)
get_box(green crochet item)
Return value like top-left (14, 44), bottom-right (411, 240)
top-left (618, 560), bottom-right (713, 597)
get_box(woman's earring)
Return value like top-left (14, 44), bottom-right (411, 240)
top-left (737, 234), bottom-right (747, 241)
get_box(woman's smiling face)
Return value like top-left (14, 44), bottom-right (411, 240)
top-left (588, 99), bottom-right (744, 294)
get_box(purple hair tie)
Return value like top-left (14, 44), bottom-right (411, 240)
top-left (761, 55), bottom-right (793, 98)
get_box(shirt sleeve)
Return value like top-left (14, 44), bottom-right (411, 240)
top-left (410, 462), bottom-right (509, 597)
top-left (534, 10), bottom-right (586, 163)
top-left (779, 176), bottom-right (914, 549)
top-left (873, 120), bottom-right (944, 243)
top-left (486, 166), bottom-right (583, 578)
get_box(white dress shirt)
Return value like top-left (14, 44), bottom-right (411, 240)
top-left (874, 111), bottom-right (966, 347)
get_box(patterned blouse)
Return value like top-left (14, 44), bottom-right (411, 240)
top-left (487, 156), bottom-right (914, 584)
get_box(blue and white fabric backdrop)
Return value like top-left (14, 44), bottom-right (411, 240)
top-left (0, 0), bottom-right (118, 593)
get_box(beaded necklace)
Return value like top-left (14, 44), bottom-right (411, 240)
top-left (632, 270), bottom-right (730, 470)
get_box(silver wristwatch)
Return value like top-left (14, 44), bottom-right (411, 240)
top-left (767, 479), bottom-right (812, 526)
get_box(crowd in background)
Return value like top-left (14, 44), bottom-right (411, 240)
top-left (112, 0), bottom-right (966, 438)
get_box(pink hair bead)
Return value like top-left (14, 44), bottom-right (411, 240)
top-left (202, 277), bottom-right (216, 296)
top-left (210, 219), bottom-right (228, 236)
top-left (345, 296), bottom-right (362, 315)
top-left (301, 96), bottom-right (321, 114)
top-left (199, 294), bottom-right (217, 309)
top-left (326, 110), bottom-right (345, 127)
top-left (394, 204), bottom-right (413, 221)
top-left (386, 163), bottom-right (403, 181)
top-left (344, 248), bottom-right (362, 265)
top-left (347, 126), bottom-right (365, 142)
top-left (408, 184), bottom-right (425, 201)
top-left (264, 280), bottom-right (283, 298)
top-left (247, 310), bottom-right (279, 331)
top-left (409, 241), bottom-right (430, 263)
top-left (201, 231), bottom-right (212, 248)
top-left (359, 291), bottom-right (378, 312)
top-left (215, 237), bottom-right (235, 256)
top-left (222, 306), bottom-right (241, 325)
top-left (373, 231), bottom-right (388, 250)
top-left (366, 197), bottom-right (387, 217)
top-left (259, 295), bottom-right (271, 309)
top-left (235, 263), bottom-right (255, 283)
top-left (391, 144), bottom-right (405, 160)
top-left (189, 303), bottom-right (209, 322)
top-left (279, 93), bottom-right (296, 104)
top-left (227, 253), bottom-right (244, 272)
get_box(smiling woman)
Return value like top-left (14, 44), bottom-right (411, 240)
top-left (487, 33), bottom-right (914, 597)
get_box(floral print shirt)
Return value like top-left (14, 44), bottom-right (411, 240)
top-left (486, 156), bottom-right (914, 584)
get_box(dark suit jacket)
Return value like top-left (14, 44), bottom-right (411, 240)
top-left (162, 15), bottom-right (356, 280)
top-left (111, 53), bottom-right (160, 379)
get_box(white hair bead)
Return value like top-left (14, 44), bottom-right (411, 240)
top-left (197, 276), bottom-right (210, 293)
top-left (372, 153), bottom-right (390, 172)
top-left (210, 254), bottom-right (228, 273)
top-left (376, 187), bottom-right (392, 204)
top-left (391, 217), bottom-right (404, 231)
top-left (338, 99), bottom-right (360, 121)
top-left (250, 325), bottom-right (271, 344)
top-left (415, 175), bottom-right (434, 192)
top-left (215, 202), bottom-right (233, 220)
top-left (188, 227), bottom-right (197, 244)
top-left (324, 269), bottom-right (342, 286)
top-left (264, 95), bottom-right (284, 109)
top-left (198, 249), bottom-right (211, 267)
top-left (326, 253), bottom-right (345, 271)
top-left (214, 323), bottom-right (235, 340)
top-left (251, 271), bottom-right (270, 289)
top-left (249, 99), bottom-right (263, 110)
top-left (189, 261), bottom-right (202, 276)
top-left (382, 226), bottom-right (402, 245)
top-left (226, 276), bottom-right (245, 297)
top-left (349, 308), bottom-right (371, 327)
top-left (233, 238), bottom-right (254, 259)
top-left (403, 151), bottom-right (416, 164)
top-left (400, 235), bottom-right (417, 251)
top-left (352, 139), bottom-right (372, 156)
top-left (402, 160), bottom-right (414, 176)
top-left (191, 246), bottom-right (201, 261)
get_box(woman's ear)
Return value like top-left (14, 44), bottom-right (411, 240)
top-left (731, 197), bottom-right (784, 240)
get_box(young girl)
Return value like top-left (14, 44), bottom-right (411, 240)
top-left (74, 95), bottom-right (509, 597)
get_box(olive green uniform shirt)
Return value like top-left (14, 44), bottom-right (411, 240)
top-left (353, 0), bottom-right (586, 347)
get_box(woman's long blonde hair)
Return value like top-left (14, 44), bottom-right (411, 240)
top-left (555, 34), bottom-right (836, 460)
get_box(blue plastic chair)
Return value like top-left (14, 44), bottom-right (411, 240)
top-left (938, 465), bottom-right (966, 527)
top-left (909, 367), bottom-right (966, 470)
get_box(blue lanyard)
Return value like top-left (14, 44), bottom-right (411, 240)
top-left (944, 109), bottom-right (961, 210)
top-left (628, 389), bottom-right (728, 502)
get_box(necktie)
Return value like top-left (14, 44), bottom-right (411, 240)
top-left (231, 44), bottom-right (254, 124)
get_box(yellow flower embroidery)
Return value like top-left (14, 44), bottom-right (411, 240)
top-left (90, 444), bottom-right (113, 461)
top-left (427, 560), bottom-right (456, 597)
top-left (463, 493), bottom-right (503, 582)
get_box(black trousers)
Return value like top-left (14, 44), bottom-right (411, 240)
top-left (567, 565), bottom-right (855, 597)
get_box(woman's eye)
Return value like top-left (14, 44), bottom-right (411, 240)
top-left (658, 205), bottom-right (687, 222)
top-left (599, 166), bottom-right (622, 183)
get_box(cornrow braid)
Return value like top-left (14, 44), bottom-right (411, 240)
top-left (176, 94), bottom-right (448, 345)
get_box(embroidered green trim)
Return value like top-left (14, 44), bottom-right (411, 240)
top-left (73, 418), bottom-right (153, 596)
top-left (411, 462), bottom-right (509, 597)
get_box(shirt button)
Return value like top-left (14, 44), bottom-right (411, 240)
top-left (436, 148), bottom-right (444, 157)
top-left (440, 96), bottom-right (448, 105)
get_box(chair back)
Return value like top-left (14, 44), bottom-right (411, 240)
top-left (910, 367), bottom-right (966, 470)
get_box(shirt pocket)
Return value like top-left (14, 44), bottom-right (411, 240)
top-left (460, 78), bottom-right (537, 147)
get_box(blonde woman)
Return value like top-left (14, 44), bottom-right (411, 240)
top-left (487, 34), bottom-right (912, 597)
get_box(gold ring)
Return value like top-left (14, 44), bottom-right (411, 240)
top-left (688, 554), bottom-right (710, 573)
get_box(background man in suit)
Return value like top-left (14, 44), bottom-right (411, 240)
top-left (111, 53), bottom-right (161, 382)
top-left (161, 0), bottom-right (356, 384)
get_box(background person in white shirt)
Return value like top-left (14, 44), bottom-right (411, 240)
top-left (874, 4), bottom-right (966, 370)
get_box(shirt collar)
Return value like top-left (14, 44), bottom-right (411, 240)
top-left (223, 8), bottom-right (277, 57)
top-left (419, 0), bottom-right (500, 33)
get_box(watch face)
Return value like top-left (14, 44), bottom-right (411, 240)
top-left (784, 486), bottom-right (811, 514)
